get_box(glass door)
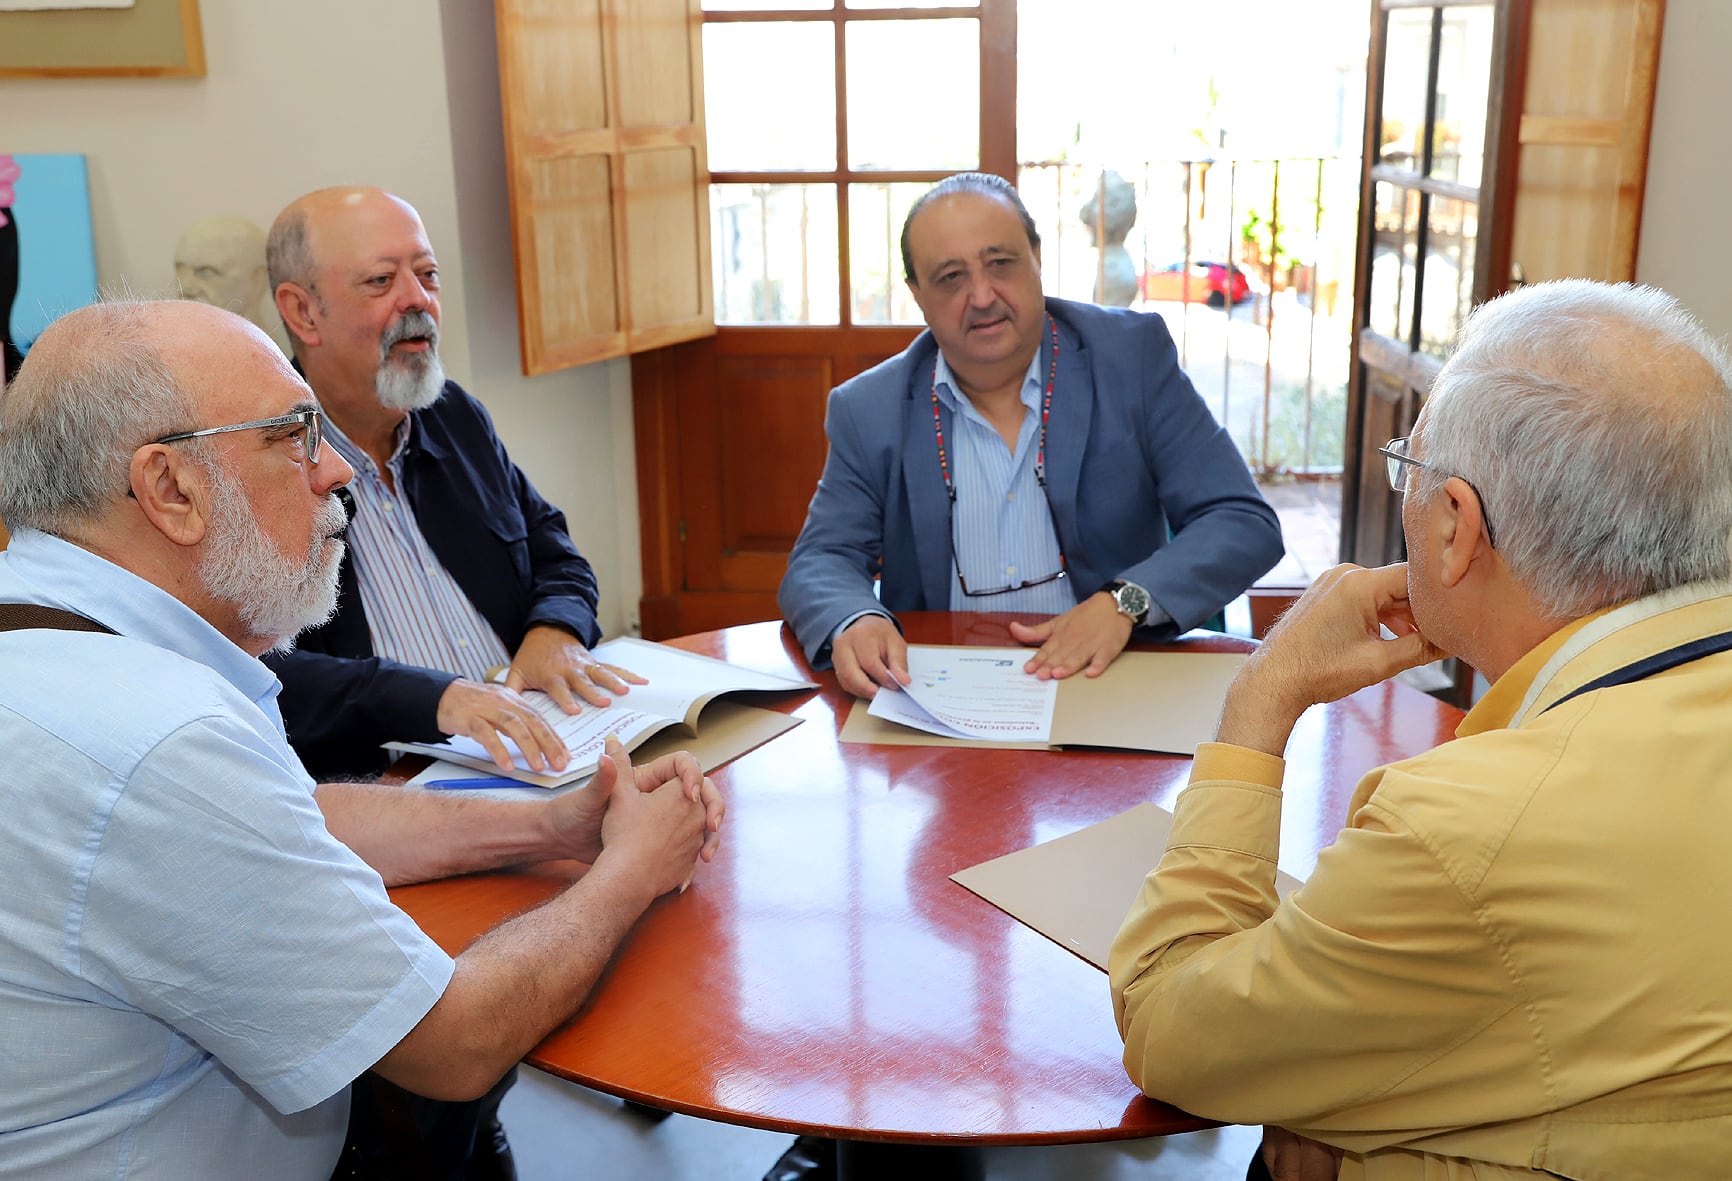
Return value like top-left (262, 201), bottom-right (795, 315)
top-left (1341, 0), bottom-right (1516, 568)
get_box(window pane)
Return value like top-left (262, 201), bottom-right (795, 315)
top-left (1432, 7), bottom-right (1494, 188)
top-left (1379, 8), bottom-right (1433, 173)
top-left (849, 183), bottom-right (926, 325)
top-left (703, 0), bottom-right (828, 10)
top-left (847, 0), bottom-right (973, 7)
top-left (846, 20), bottom-right (978, 171)
top-left (704, 24), bottom-right (836, 170)
top-left (1368, 181), bottom-right (1420, 344)
top-left (711, 183), bottom-right (840, 325)
top-left (1419, 196), bottom-right (1478, 359)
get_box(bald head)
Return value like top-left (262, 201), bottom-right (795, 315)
top-left (266, 186), bottom-right (443, 422)
top-left (266, 186), bottom-right (422, 297)
top-left (0, 301), bottom-right (214, 537)
top-left (1416, 279), bottom-right (1732, 618)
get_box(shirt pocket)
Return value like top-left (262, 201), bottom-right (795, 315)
top-left (483, 508), bottom-right (533, 587)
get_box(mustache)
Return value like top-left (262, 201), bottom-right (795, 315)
top-left (381, 309), bottom-right (439, 354)
top-left (314, 493), bottom-right (349, 539)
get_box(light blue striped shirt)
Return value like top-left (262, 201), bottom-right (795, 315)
top-left (324, 412), bottom-right (513, 681)
top-left (932, 348), bottom-right (1076, 614)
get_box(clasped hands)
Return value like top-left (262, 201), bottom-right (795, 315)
top-left (553, 735), bottom-right (725, 896)
top-left (831, 591), bottom-right (1134, 700)
top-left (435, 624), bottom-right (647, 772)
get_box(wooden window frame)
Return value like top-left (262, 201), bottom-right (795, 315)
top-left (703, 0), bottom-right (1017, 332)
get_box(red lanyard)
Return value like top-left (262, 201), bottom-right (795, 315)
top-left (930, 315), bottom-right (1059, 503)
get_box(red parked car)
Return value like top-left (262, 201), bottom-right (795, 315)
top-left (1139, 260), bottom-right (1254, 308)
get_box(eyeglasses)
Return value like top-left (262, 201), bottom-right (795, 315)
top-left (1378, 435), bottom-right (1498, 549)
top-left (949, 482), bottom-right (1070, 597)
top-left (153, 409), bottom-right (324, 465)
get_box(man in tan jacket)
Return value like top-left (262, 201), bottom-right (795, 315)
top-left (1112, 279), bottom-right (1732, 1180)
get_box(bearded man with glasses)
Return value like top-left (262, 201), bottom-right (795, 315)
top-left (0, 300), bottom-right (719, 1181)
top-left (779, 172), bottom-right (1284, 701)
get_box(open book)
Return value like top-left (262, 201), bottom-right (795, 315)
top-left (387, 636), bottom-right (816, 788)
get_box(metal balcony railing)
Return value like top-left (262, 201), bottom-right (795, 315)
top-left (1020, 156), bottom-right (1360, 478)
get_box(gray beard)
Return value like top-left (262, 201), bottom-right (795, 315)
top-left (198, 461), bottom-right (347, 653)
top-left (376, 348), bottom-right (445, 413)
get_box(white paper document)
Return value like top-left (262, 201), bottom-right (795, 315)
top-left (868, 645), bottom-right (1058, 742)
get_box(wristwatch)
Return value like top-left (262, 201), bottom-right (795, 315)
top-left (1107, 579), bottom-right (1152, 627)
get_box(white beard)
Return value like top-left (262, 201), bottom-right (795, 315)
top-left (198, 462), bottom-right (347, 653)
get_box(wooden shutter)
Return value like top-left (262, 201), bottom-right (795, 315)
top-left (496, 0), bottom-right (715, 375)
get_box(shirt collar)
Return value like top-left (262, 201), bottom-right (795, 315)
top-left (932, 341), bottom-right (1046, 423)
top-left (0, 528), bottom-right (287, 727)
top-left (1454, 614), bottom-right (1595, 738)
top-left (1454, 580), bottom-right (1732, 736)
top-left (322, 408), bottom-right (412, 478)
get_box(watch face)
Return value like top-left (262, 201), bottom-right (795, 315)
top-left (1115, 582), bottom-right (1151, 620)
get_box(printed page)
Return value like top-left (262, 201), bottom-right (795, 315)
top-left (868, 645), bottom-right (1058, 743)
top-left (437, 700), bottom-right (672, 779)
top-left (589, 635), bottom-right (815, 725)
top-left (385, 637), bottom-right (814, 786)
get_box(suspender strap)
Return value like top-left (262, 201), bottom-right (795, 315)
top-left (0, 604), bottom-right (116, 634)
top-left (1541, 629), bottom-right (1732, 715)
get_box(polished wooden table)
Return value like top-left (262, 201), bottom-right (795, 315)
top-left (390, 613), bottom-right (1463, 1156)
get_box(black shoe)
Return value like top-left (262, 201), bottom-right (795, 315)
top-left (465, 1116), bottom-right (517, 1181)
top-left (763, 1135), bottom-right (837, 1181)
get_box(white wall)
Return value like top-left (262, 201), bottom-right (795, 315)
top-left (0, 0), bottom-right (642, 636)
top-left (1637, 0), bottom-right (1732, 339)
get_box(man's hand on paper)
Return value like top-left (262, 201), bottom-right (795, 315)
top-left (833, 614), bottom-right (911, 700)
top-left (1218, 563), bottom-right (1446, 757)
top-left (552, 736), bottom-right (723, 867)
top-left (1260, 1127), bottom-right (1345, 1181)
top-left (507, 624), bottom-right (647, 713)
top-left (435, 678), bottom-right (571, 774)
top-left (1009, 592), bottom-right (1134, 680)
top-left (594, 736), bottom-right (714, 896)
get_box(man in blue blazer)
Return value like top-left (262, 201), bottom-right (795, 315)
top-left (778, 173), bottom-right (1283, 699)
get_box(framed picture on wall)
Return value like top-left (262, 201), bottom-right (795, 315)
top-left (0, 0), bottom-right (204, 78)
top-left (1, 153), bottom-right (100, 385)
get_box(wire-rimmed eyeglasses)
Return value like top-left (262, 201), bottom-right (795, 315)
top-left (152, 409), bottom-right (324, 465)
top-left (948, 479), bottom-right (1070, 597)
top-left (1377, 435), bottom-right (1498, 549)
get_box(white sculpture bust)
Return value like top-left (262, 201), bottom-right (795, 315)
top-left (173, 216), bottom-right (287, 352)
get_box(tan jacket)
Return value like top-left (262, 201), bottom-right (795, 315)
top-left (1111, 584), bottom-right (1732, 1180)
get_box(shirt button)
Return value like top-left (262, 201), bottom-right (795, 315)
top-left (424, 564), bottom-right (435, 575)
top-left (1006, 492), bottom-right (1015, 502)
top-left (1007, 565), bottom-right (1018, 577)
top-left (382, 502), bottom-right (395, 513)
top-left (457, 639), bottom-right (470, 649)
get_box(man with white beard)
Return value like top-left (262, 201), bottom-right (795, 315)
top-left (0, 299), bottom-right (722, 1180)
top-left (263, 186), bottom-right (635, 787)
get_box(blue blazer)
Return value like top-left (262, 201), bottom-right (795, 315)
top-left (264, 381), bottom-right (601, 779)
top-left (778, 298), bottom-right (1284, 664)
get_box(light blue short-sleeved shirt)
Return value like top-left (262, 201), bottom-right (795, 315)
top-left (0, 530), bottom-right (456, 1180)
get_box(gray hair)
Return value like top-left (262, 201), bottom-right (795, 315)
top-left (265, 205), bottom-right (317, 298)
top-left (901, 171), bottom-right (1041, 285)
top-left (1417, 279), bottom-right (1732, 618)
top-left (0, 300), bottom-right (200, 536)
